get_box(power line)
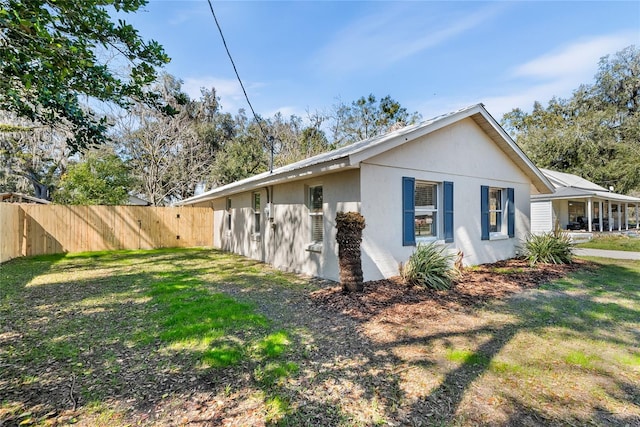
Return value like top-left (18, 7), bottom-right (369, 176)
top-left (206, 0), bottom-right (271, 150)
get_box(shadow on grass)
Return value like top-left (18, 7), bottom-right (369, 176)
top-left (380, 260), bottom-right (640, 425)
top-left (2, 251), bottom-right (639, 426)
top-left (267, 259), bottom-right (640, 425)
top-left (0, 249), bottom-right (302, 424)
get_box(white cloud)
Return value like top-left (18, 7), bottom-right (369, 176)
top-left (182, 76), bottom-right (265, 113)
top-left (512, 31), bottom-right (637, 82)
top-left (313, 3), bottom-right (505, 75)
top-left (483, 31), bottom-right (638, 117)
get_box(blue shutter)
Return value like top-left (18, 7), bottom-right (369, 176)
top-left (481, 185), bottom-right (490, 240)
top-left (402, 177), bottom-right (415, 246)
top-left (443, 181), bottom-right (454, 243)
top-left (507, 187), bottom-right (515, 238)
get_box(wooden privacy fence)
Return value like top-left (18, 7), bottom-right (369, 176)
top-left (0, 204), bottom-right (213, 262)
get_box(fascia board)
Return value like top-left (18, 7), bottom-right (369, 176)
top-left (179, 157), bottom-right (352, 205)
top-left (475, 110), bottom-right (555, 195)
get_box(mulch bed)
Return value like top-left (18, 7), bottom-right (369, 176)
top-left (310, 259), bottom-right (586, 323)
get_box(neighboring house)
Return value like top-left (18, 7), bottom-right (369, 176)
top-left (0, 192), bottom-right (50, 204)
top-left (179, 104), bottom-right (554, 282)
top-left (127, 195), bottom-right (152, 206)
top-left (531, 169), bottom-right (640, 234)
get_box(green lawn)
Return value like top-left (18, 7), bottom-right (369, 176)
top-left (578, 233), bottom-right (640, 251)
top-left (1, 249), bottom-right (638, 426)
top-left (0, 249), bottom-right (308, 426)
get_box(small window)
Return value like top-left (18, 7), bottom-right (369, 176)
top-left (415, 182), bottom-right (438, 241)
top-left (481, 186), bottom-right (514, 240)
top-left (225, 198), bottom-right (232, 231)
top-left (309, 186), bottom-right (323, 244)
top-left (253, 193), bottom-right (261, 234)
top-left (489, 188), bottom-right (503, 233)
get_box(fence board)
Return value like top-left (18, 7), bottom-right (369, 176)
top-left (0, 203), bottom-right (22, 262)
top-left (0, 205), bottom-right (213, 260)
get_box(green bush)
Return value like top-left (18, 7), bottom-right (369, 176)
top-left (401, 243), bottom-right (454, 290)
top-left (522, 232), bottom-right (574, 265)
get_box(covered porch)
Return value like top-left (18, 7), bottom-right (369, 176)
top-left (550, 187), bottom-right (640, 233)
top-left (531, 186), bottom-right (640, 235)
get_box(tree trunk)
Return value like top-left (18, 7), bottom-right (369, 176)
top-left (335, 212), bottom-right (366, 292)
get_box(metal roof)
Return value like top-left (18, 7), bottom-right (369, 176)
top-left (541, 168), bottom-right (608, 191)
top-left (532, 169), bottom-right (640, 203)
top-left (179, 103), bottom-right (554, 206)
top-left (531, 185), bottom-right (640, 203)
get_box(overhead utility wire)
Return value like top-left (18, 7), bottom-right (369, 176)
top-left (206, 0), bottom-right (274, 171)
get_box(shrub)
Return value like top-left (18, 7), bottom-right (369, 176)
top-left (401, 243), bottom-right (454, 290)
top-left (522, 232), bottom-right (574, 265)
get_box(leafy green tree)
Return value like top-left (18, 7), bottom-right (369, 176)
top-left (210, 111), bottom-right (268, 186)
top-left (54, 149), bottom-right (132, 205)
top-left (502, 45), bottom-right (640, 194)
top-left (331, 94), bottom-right (422, 146)
top-left (0, 0), bottom-right (170, 152)
top-left (268, 111), bottom-right (331, 168)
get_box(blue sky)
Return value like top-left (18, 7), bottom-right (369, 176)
top-left (123, 1), bottom-right (639, 122)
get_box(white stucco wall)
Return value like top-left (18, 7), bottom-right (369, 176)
top-left (194, 117), bottom-right (542, 282)
top-left (360, 117), bottom-right (534, 281)
top-left (195, 169), bottom-right (360, 282)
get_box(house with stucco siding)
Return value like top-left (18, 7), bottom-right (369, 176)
top-left (179, 104), bottom-right (554, 282)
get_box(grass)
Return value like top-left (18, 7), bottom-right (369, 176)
top-left (0, 248), bottom-right (305, 425)
top-left (577, 233), bottom-right (640, 251)
top-left (1, 248), bottom-right (639, 426)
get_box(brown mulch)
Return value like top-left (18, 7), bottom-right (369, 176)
top-left (310, 259), bottom-right (587, 323)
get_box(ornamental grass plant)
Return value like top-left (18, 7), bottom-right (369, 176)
top-left (401, 243), bottom-right (454, 290)
top-left (523, 232), bottom-right (574, 265)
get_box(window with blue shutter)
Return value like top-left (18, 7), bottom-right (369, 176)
top-left (402, 177), bottom-right (415, 246)
top-left (443, 181), bottom-right (454, 243)
top-left (482, 185), bottom-right (514, 240)
top-left (481, 185), bottom-right (490, 240)
top-left (507, 187), bottom-right (515, 238)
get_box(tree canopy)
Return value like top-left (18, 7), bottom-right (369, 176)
top-left (53, 148), bottom-right (132, 205)
top-left (0, 0), bottom-right (170, 152)
top-left (331, 94), bottom-right (422, 146)
top-left (502, 45), bottom-right (640, 194)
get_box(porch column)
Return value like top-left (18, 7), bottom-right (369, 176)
top-left (618, 203), bottom-right (622, 231)
top-left (587, 198), bottom-right (593, 232)
top-left (599, 201), bottom-right (604, 232)
top-left (608, 201), bottom-right (613, 232)
top-left (625, 203), bottom-right (629, 230)
top-left (636, 203), bottom-right (639, 230)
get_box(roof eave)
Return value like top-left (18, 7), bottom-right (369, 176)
top-left (178, 156), bottom-right (354, 205)
top-left (469, 108), bottom-right (555, 195)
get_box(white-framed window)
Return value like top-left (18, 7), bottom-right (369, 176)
top-left (225, 198), bottom-right (232, 231)
top-left (309, 185), bottom-right (323, 245)
top-left (489, 187), bottom-right (503, 233)
top-left (253, 192), bottom-right (261, 235)
top-left (415, 181), bottom-right (439, 241)
top-left (481, 185), bottom-right (514, 240)
top-left (403, 178), bottom-right (454, 246)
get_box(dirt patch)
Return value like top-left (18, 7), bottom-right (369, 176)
top-left (310, 259), bottom-right (586, 323)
